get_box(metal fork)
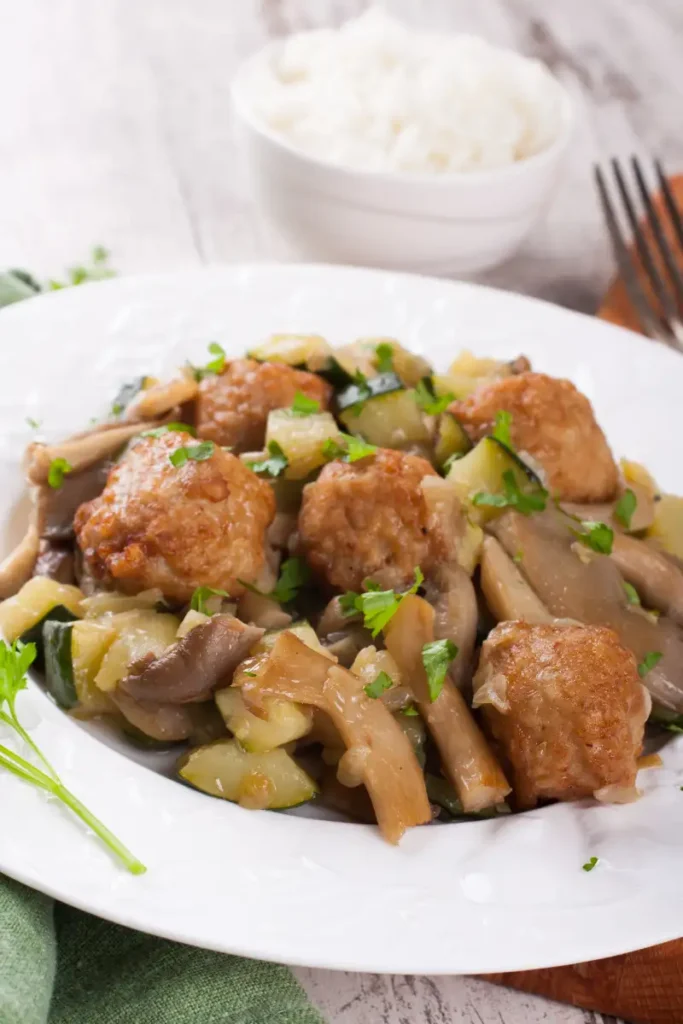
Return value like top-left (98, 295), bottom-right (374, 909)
top-left (595, 157), bottom-right (683, 349)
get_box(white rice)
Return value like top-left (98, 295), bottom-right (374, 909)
top-left (240, 7), bottom-right (565, 175)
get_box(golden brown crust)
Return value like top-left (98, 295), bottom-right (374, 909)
top-left (298, 448), bottom-right (442, 593)
top-left (451, 372), bottom-right (618, 502)
top-left (474, 621), bottom-right (649, 809)
top-left (195, 359), bottom-right (332, 452)
top-left (74, 432), bottom-right (275, 603)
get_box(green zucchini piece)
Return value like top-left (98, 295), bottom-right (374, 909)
top-left (316, 356), bottom-right (356, 390)
top-left (215, 688), bottom-right (312, 753)
top-left (19, 605), bottom-right (79, 671)
top-left (434, 413), bottom-right (472, 468)
top-left (340, 389), bottom-right (431, 449)
top-left (178, 739), bottom-right (318, 809)
top-left (336, 371), bottom-right (403, 412)
top-left (426, 773), bottom-right (511, 820)
top-left (394, 710), bottom-right (426, 768)
top-left (247, 334), bottom-right (332, 368)
top-left (446, 436), bottom-right (544, 524)
top-left (110, 376), bottom-right (147, 417)
top-left (43, 620), bottom-right (78, 708)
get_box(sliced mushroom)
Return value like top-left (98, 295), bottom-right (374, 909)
top-left (610, 533), bottom-right (683, 627)
top-left (562, 479), bottom-right (655, 534)
top-left (490, 508), bottom-right (683, 712)
top-left (26, 422), bottom-right (153, 484)
top-left (41, 461), bottom-right (110, 540)
top-left (119, 616), bottom-right (264, 704)
top-left (33, 541), bottom-right (76, 585)
top-left (242, 630), bottom-right (431, 843)
top-left (384, 594), bottom-right (511, 812)
top-left (111, 689), bottom-right (221, 743)
top-left (236, 590), bottom-right (291, 630)
top-left (423, 563), bottom-right (479, 693)
top-left (318, 596), bottom-right (360, 636)
top-left (480, 536), bottom-right (553, 625)
top-left (124, 370), bottom-right (198, 422)
top-left (0, 486), bottom-right (47, 598)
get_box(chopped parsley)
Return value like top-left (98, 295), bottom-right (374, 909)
top-left (191, 342), bottom-right (227, 381)
top-left (141, 422), bottom-right (196, 439)
top-left (513, 550), bottom-right (524, 564)
top-left (245, 441), bottom-right (289, 478)
top-left (190, 586), bottom-right (230, 615)
top-left (340, 567), bottom-right (424, 638)
top-left (571, 520), bottom-right (614, 555)
top-left (414, 376), bottom-right (453, 416)
top-left (241, 557), bottom-right (311, 606)
top-left (48, 245), bottom-right (115, 290)
top-left (363, 671), bottom-right (394, 700)
top-left (322, 433), bottom-right (377, 463)
top-left (638, 651), bottom-right (663, 678)
top-left (623, 581), bottom-right (641, 606)
top-left (582, 856), bottom-right (599, 872)
top-left (441, 452), bottom-right (464, 474)
top-left (169, 440), bottom-right (215, 467)
top-left (374, 342), bottom-right (394, 373)
top-left (25, 417), bottom-right (41, 430)
top-left (614, 488), bottom-right (637, 529)
top-left (491, 410), bottom-right (513, 449)
top-left (421, 639), bottom-right (458, 702)
top-left (289, 391), bottom-right (321, 417)
top-left (47, 457), bottom-right (72, 489)
top-left (401, 704), bottom-right (419, 717)
top-left (472, 469), bottom-right (548, 516)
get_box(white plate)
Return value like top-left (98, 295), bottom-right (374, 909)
top-left (1, 264), bottom-right (683, 975)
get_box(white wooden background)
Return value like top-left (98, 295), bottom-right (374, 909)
top-left (1, 0), bottom-right (682, 1021)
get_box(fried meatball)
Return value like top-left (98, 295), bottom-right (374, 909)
top-left (74, 432), bottom-right (275, 603)
top-left (451, 372), bottom-right (618, 502)
top-left (473, 621), bottom-right (650, 809)
top-left (196, 359), bottom-right (332, 452)
top-left (298, 448), bottom-right (443, 592)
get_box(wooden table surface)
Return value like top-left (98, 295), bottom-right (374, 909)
top-left (1, 1), bottom-right (682, 1021)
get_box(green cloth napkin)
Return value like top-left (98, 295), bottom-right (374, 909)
top-left (0, 269), bottom-right (325, 1024)
top-left (0, 874), bottom-right (325, 1024)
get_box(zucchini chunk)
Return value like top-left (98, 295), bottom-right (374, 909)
top-left (179, 739), bottom-right (318, 809)
top-left (81, 588), bottom-right (165, 618)
top-left (336, 371), bottom-right (403, 413)
top-left (434, 412), bottom-right (472, 468)
top-left (94, 610), bottom-right (180, 693)
top-left (446, 436), bottom-right (543, 524)
top-left (0, 576), bottom-right (83, 645)
top-left (265, 409), bottom-right (342, 480)
top-left (215, 687), bottom-right (313, 753)
top-left (43, 620), bottom-right (78, 708)
top-left (71, 619), bottom-right (117, 716)
top-left (340, 389), bottom-right (430, 448)
top-left (247, 334), bottom-right (332, 369)
top-left (360, 338), bottom-right (431, 386)
top-left (647, 495), bottom-right (683, 559)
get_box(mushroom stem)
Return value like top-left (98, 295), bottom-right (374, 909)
top-left (480, 536), bottom-right (553, 625)
top-left (610, 533), bottom-right (683, 627)
top-left (0, 487), bottom-right (46, 599)
top-left (26, 423), bottom-right (153, 484)
top-left (124, 371), bottom-right (198, 421)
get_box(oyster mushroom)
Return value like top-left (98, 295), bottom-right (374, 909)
top-left (479, 536), bottom-right (553, 625)
top-left (124, 370), bottom-right (198, 422)
top-left (610, 533), bottom-right (683, 628)
top-left (26, 422), bottom-right (155, 484)
top-left (0, 486), bottom-right (47, 598)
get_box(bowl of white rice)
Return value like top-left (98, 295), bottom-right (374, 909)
top-left (232, 7), bottom-right (573, 274)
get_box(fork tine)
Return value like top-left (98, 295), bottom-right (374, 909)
top-left (594, 164), bottom-right (672, 343)
top-left (631, 156), bottom-right (683, 305)
top-left (610, 158), bottom-right (680, 326)
top-left (655, 159), bottom-right (683, 254)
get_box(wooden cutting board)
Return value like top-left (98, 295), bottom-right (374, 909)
top-left (486, 174), bottom-right (683, 1024)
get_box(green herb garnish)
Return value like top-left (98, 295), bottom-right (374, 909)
top-left (414, 376), bottom-right (453, 416)
top-left (513, 550), bottom-right (524, 564)
top-left (26, 417), bottom-right (41, 430)
top-left (0, 639), bottom-right (145, 874)
top-left (241, 557), bottom-right (312, 606)
top-left (169, 441), bottom-right (215, 468)
top-left (141, 422), bottom-right (196, 439)
top-left (582, 856), bottom-right (598, 872)
top-left (322, 433), bottom-right (378, 463)
top-left (245, 441), bottom-right (289, 478)
top-left (492, 410), bottom-right (513, 449)
top-left (190, 586), bottom-right (230, 615)
top-left (623, 581), bottom-right (641, 606)
top-left (401, 705), bottom-right (419, 717)
top-left (441, 452), bottom-right (464, 474)
top-left (341, 567), bottom-right (424, 638)
top-left (363, 671), bottom-right (394, 700)
top-left (48, 246), bottom-right (115, 290)
top-left (190, 342), bottom-right (227, 381)
top-left (615, 489), bottom-right (637, 529)
top-left (421, 639), bottom-right (458, 702)
top-left (472, 469), bottom-right (548, 516)
top-left (47, 457), bottom-right (72, 489)
top-left (571, 520), bottom-right (614, 555)
top-left (374, 342), bottom-right (394, 373)
top-left (638, 651), bottom-right (663, 678)
top-left (289, 392), bottom-right (321, 417)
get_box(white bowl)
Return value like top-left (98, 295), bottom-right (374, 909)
top-left (231, 45), bottom-right (574, 275)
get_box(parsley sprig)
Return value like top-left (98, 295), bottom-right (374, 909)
top-left (363, 671), bottom-right (394, 700)
top-left (47, 457), bottom-right (72, 489)
top-left (141, 422), bottom-right (195, 439)
top-left (322, 433), bottom-right (377, 463)
top-left (472, 469), bottom-right (548, 516)
top-left (190, 342), bottom-right (227, 381)
top-left (0, 639), bottom-right (145, 874)
top-left (245, 441), bottom-right (289, 478)
top-left (341, 567), bottom-right (424, 638)
top-left (169, 441), bottom-right (215, 468)
top-left (374, 342), bottom-right (394, 373)
top-left (638, 651), bottom-right (663, 678)
top-left (289, 392), bottom-right (321, 417)
top-left (414, 376), bottom-right (453, 416)
top-left (240, 557), bottom-right (311, 606)
top-left (190, 586), bottom-right (230, 615)
top-left (571, 520), bottom-right (614, 555)
top-left (422, 639), bottom-right (458, 702)
top-left (491, 410), bottom-right (513, 449)
top-left (614, 489), bottom-right (637, 529)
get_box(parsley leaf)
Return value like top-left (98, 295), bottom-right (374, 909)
top-left (26, 417), bottom-right (41, 430)
top-left (513, 550), bottom-right (524, 564)
top-left (582, 856), bottom-right (599, 872)
top-left (492, 410), bottom-right (513, 449)
top-left (191, 342), bottom-right (227, 381)
top-left (245, 441), bottom-right (289, 478)
top-left (638, 651), bottom-right (663, 678)
top-left (571, 520), bottom-right (614, 555)
top-left (47, 457), bottom-right (72, 489)
top-left (271, 557), bottom-right (311, 604)
top-left (289, 391), bottom-right (321, 417)
top-left (623, 581), bottom-right (641, 606)
top-left (341, 567), bottom-right (424, 638)
top-left (421, 639), bottom-right (458, 702)
top-left (169, 441), bottom-right (215, 467)
top-left (401, 704), bottom-right (419, 717)
top-left (472, 469), bottom-right (548, 516)
top-left (141, 422), bottom-right (196, 439)
top-left (190, 586), bottom-right (230, 615)
top-left (0, 639), bottom-right (145, 874)
top-left (441, 452), bottom-right (464, 474)
top-left (322, 433), bottom-right (378, 463)
top-left (615, 488), bottom-right (637, 529)
top-left (414, 376), bottom-right (453, 416)
top-left (374, 342), bottom-right (394, 373)
top-left (363, 671), bottom-right (394, 699)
